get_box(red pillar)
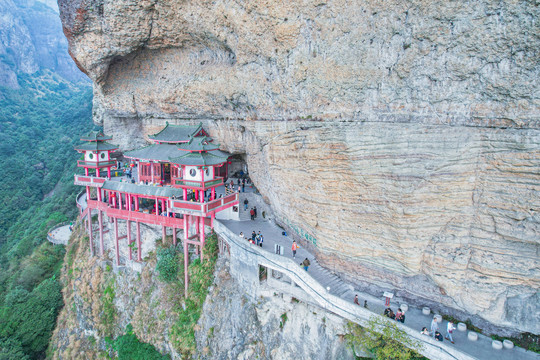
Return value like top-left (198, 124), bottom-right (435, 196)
top-left (200, 216), bottom-right (205, 262)
top-left (98, 211), bottom-right (104, 256)
top-left (135, 196), bottom-right (139, 211)
top-left (200, 190), bottom-right (204, 203)
top-left (114, 217), bottom-right (120, 266)
top-left (88, 209), bottom-right (94, 255)
top-left (96, 168), bottom-right (100, 177)
top-left (85, 167), bottom-right (89, 176)
top-left (211, 187), bottom-right (215, 201)
top-left (183, 188), bottom-right (187, 200)
top-left (183, 215), bottom-right (189, 297)
top-left (173, 227), bottom-right (177, 246)
top-left (155, 198), bottom-right (159, 217)
top-left (211, 212), bottom-right (215, 228)
top-left (161, 199), bottom-right (165, 215)
top-left (136, 221), bottom-right (141, 261)
top-left (118, 192), bottom-right (123, 210)
top-left (107, 167), bottom-right (111, 179)
top-left (162, 226), bottom-right (166, 244)
top-left (127, 220), bottom-right (132, 260)
top-left (151, 161), bottom-right (155, 183)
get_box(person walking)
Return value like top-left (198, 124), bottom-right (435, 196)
top-left (354, 294), bottom-right (360, 305)
top-left (242, 178), bottom-right (245, 192)
top-left (257, 231), bottom-right (264, 247)
top-left (302, 258), bottom-right (310, 271)
top-left (251, 231), bottom-right (256, 243)
top-left (250, 208), bottom-right (255, 220)
top-left (292, 240), bottom-right (298, 259)
top-left (244, 198), bottom-right (249, 210)
top-left (253, 206), bottom-right (257, 218)
top-left (446, 321), bottom-right (456, 344)
top-left (430, 316), bottom-right (439, 338)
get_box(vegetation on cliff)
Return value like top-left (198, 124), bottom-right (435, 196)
top-left (346, 316), bottom-right (425, 360)
top-left (170, 232), bottom-right (219, 357)
top-left (0, 73), bottom-right (92, 358)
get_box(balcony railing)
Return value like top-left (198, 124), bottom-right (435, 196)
top-left (173, 177), bottom-right (224, 189)
top-left (168, 193), bottom-right (238, 216)
top-left (74, 174), bottom-right (107, 187)
top-left (77, 160), bottom-right (116, 168)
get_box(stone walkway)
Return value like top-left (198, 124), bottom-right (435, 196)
top-left (47, 225), bottom-right (71, 245)
top-left (220, 217), bottom-right (538, 360)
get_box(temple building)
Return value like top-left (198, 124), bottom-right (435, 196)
top-left (74, 123), bottom-right (239, 295)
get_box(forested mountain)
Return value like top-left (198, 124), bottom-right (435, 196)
top-left (0, 0), bottom-right (92, 358)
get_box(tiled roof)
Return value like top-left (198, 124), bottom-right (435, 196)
top-left (124, 144), bottom-right (183, 162)
top-left (148, 122), bottom-right (207, 143)
top-left (102, 181), bottom-right (184, 198)
top-left (80, 131), bottom-right (112, 142)
top-left (169, 151), bottom-right (229, 166)
top-left (74, 142), bottom-right (118, 152)
top-left (177, 136), bottom-right (220, 152)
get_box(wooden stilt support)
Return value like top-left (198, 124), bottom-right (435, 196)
top-left (162, 225), bottom-right (166, 244)
top-left (193, 215), bottom-right (199, 255)
top-left (172, 227), bottom-right (177, 246)
top-left (127, 220), bottom-right (132, 260)
top-left (98, 210), bottom-right (104, 256)
top-left (200, 216), bottom-right (205, 262)
top-left (184, 215), bottom-right (189, 298)
top-left (136, 221), bottom-right (141, 262)
top-left (88, 209), bottom-right (94, 256)
top-left (114, 217), bottom-right (120, 266)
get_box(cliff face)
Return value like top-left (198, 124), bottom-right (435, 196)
top-left (50, 224), bottom-right (353, 359)
top-left (0, 0), bottom-right (87, 88)
top-left (58, 0), bottom-right (539, 334)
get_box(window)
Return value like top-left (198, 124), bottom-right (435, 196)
top-left (100, 153), bottom-right (105, 159)
top-left (205, 168), bottom-right (210, 177)
top-left (189, 169), bottom-right (196, 177)
top-left (89, 153), bottom-right (94, 159)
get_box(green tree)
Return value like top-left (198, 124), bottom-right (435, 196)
top-left (112, 324), bottom-right (170, 360)
top-left (346, 316), bottom-right (425, 360)
top-left (0, 278), bottom-right (63, 357)
top-left (156, 245), bottom-right (180, 282)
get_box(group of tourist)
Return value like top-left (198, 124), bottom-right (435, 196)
top-left (421, 316), bottom-right (456, 344)
top-left (229, 177), bottom-right (251, 193)
top-left (239, 230), bottom-right (264, 247)
top-left (383, 307), bottom-right (406, 323)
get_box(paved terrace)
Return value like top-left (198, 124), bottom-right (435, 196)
top-left (218, 213), bottom-right (537, 360)
top-left (47, 223), bottom-right (71, 245)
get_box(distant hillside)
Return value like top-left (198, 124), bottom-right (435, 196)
top-left (0, 0), bottom-right (87, 88)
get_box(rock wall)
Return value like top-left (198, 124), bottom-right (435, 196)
top-left (196, 257), bottom-right (353, 360)
top-left (0, 0), bottom-right (87, 88)
top-left (51, 223), bottom-right (355, 359)
top-left (58, 0), bottom-right (539, 334)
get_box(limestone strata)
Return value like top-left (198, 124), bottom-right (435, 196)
top-left (59, 0), bottom-right (540, 334)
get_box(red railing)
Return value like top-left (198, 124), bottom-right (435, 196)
top-left (77, 160), bottom-right (116, 168)
top-left (172, 177), bottom-right (224, 190)
top-left (107, 208), bottom-right (184, 228)
top-left (204, 193), bottom-right (238, 212)
top-left (74, 175), bottom-right (107, 187)
top-left (167, 193), bottom-right (238, 216)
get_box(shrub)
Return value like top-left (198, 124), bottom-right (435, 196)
top-left (111, 324), bottom-right (170, 360)
top-left (156, 246), bottom-right (179, 282)
top-left (346, 316), bottom-right (424, 360)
